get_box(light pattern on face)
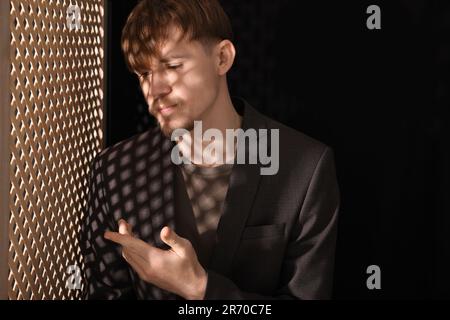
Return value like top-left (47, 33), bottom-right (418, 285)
top-left (137, 26), bottom-right (220, 137)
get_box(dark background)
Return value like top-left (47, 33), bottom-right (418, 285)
top-left (105, 0), bottom-right (450, 299)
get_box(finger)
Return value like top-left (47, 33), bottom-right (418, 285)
top-left (160, 226), bottom-right (189, 257)
top-left (118, 219), bottom-right (129, 235)
top-left (127, 222), bottom-right (133, 235)
top-left (104, 231), bottom-right (136, 247)
top-left (118, 219), bottom-right (133, 236)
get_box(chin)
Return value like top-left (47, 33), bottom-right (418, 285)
top-left (158, 118), bottom-right (194, 138)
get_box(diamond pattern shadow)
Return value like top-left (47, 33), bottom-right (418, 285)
top-left (80, 127), bottom-right (180, 299)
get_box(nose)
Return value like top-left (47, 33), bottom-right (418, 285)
top-left (149, 69), bottom-right (172, 101)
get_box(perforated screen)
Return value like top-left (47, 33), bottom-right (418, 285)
top-left (8, 0), bottom-right (105, 299)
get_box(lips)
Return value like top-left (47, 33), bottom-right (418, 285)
top-left (158, 103), bottom-right (177, 116)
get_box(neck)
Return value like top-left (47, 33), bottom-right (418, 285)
top-left (179, 81), bottom-right (243, 167)
top-left (194, 82), bottom-right (242, 135)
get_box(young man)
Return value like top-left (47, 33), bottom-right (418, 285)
top-left (80, 0), bottom-right (340, 300)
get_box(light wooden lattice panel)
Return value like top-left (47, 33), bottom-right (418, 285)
top-left (8, 0), bottom-right (105, 299)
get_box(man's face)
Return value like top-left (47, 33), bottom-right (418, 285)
top-left (136, 26), bottom-right (221, 137)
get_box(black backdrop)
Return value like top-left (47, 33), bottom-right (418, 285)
top-left (106, 0), bottom-right (450, 299)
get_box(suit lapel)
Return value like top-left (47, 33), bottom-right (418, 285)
top-left (172, 164), bottom-right (204, 258)
top-left (209, 100), bottom-right (266, 276)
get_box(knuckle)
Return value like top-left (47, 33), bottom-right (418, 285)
top-left (180, 246), bottom-right (190, 258)
top-left (184, 239), bottom-right (193, 248)
top-left (183, 240), bottom-right (193, 253)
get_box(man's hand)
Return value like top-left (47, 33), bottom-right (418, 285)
top-left (104, 219), bottom-right (207, 300)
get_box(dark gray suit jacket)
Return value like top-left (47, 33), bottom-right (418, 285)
top-left (80, 98), bottom-right (340, 300)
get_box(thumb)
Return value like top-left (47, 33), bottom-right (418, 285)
top-left (160, 226), bottom-right (188, 256)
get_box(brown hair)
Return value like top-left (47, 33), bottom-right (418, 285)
top-left (121, 0), bottom-right (233, 73)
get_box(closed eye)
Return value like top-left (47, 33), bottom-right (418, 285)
top-left (166, 64), bottom-right (182, 70)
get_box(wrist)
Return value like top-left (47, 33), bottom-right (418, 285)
top-left (186, 268), bottom-right (208, 300)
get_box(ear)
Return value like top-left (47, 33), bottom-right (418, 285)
top-left (215, 40), bottom-right (236, 76)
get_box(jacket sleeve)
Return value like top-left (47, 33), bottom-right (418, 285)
top-left (79, 154), bottom-right (136, 299)
top-left (204, 147), bottom-right (340, 300)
